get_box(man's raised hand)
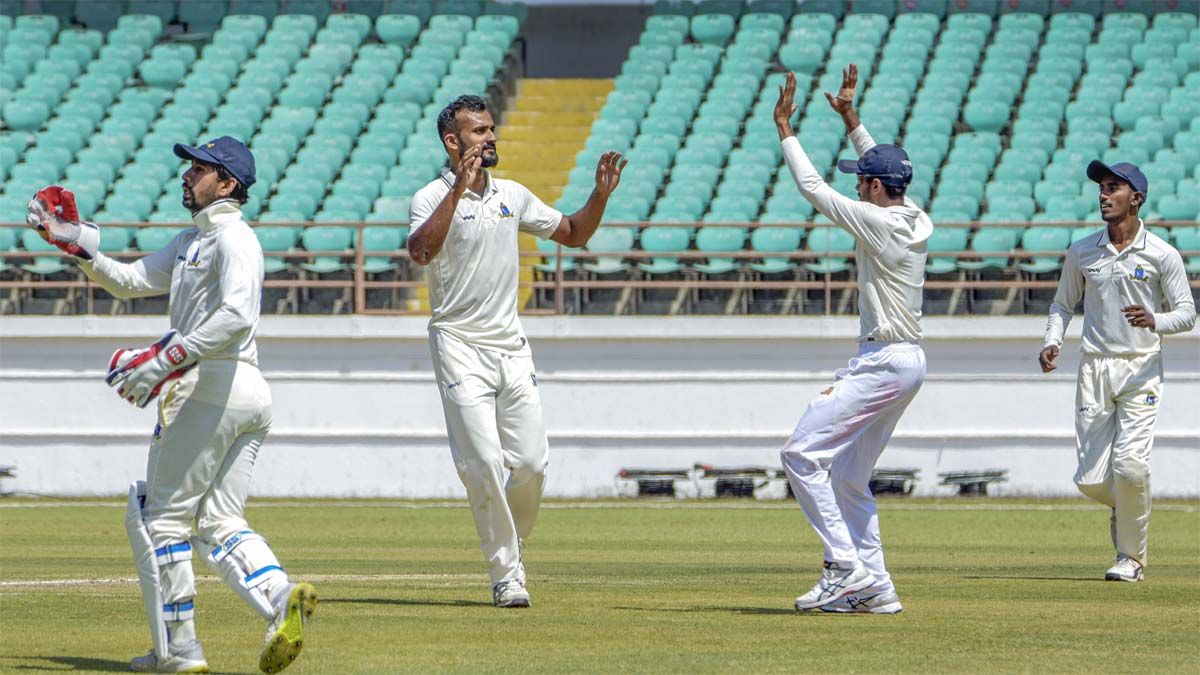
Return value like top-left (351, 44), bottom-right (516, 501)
top-left (453, 144), bottom-right (483, 195)
top-left (824, 63), bottom-right (859, 115)
top-left (594, 151), bottom-right (627, 197)
top-left (774, 71), bottom-right (799, 136)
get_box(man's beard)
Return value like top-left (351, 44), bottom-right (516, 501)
top-left (482, 150), bottom-right (499, 168)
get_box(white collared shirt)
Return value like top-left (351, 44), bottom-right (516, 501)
top-left (781, 125), bottom-right (933, 343)
top-left (1044, 222), bottom-right (1196, 355)
top-left (79, 199), bottom-right (264, 365)
top-left (409, 170), bottom-right (562, 355)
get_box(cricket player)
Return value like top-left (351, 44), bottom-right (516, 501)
top-left (773, 65), bottom-right (931, 614)
top-left (26, 137), bottom-right (316, 673)
top-left (1039, 161), bottom-right (1196, 582)
top-left (407, 95), bottom-right (625, 607)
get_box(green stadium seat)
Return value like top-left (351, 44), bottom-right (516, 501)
top-left (803, 225), bottom-right (854, 274)
top-left (636, 226), bottom-right (689, 275)
top-left (779, 42), bottom-right (827, 74)
top-left (925, 227), bottom-right (970, 274)
top-left (20, 228), bottom-right (69, 276)
top-left (1016, 226), bottom-right (1070, 274)
top-left (582, 227), bottom-right (634, 275)
top-left (958, 228), bottom-right (1019, 271)
top-left (299, 225), bottom-right (354, 274)
top-left (691, 226), bottom-right (745, 275)
top-left (747, 225), bottom-right (801, 274)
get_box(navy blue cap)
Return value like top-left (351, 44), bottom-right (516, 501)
top-left (174, 136), bottom-right (256, 188)
top-left (837, 144), bottom-right (913, 188)
top-left (1087, 160), bottom-right (1148, 197)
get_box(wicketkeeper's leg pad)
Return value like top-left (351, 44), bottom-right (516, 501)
top-left (196, 530), bottom-right (289, 620)
top-left (126, 481), bottom-right (195, 660)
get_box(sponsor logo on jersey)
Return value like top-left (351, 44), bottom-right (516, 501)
top-left (1086, 267), bottom-right (1102, 273)
top-left (499, 203), bottom-right (513, 218)
top-left (1128, 264), bottom-right (1149, 283)
top-left (1145, 393), bottom-right (1158, 406)
top-left (530, 372), bottom-right (537, 387)
top-left (446, 380), bottom-right (463, 390)
top-left (461, 213), bottom-right (476, 221)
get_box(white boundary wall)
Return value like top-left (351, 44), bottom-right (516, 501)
top-left (1, 316), bottom-right (1197, 497)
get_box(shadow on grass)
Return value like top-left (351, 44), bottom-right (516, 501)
top-left (614, 605), bottom-right (801, 616)
top-left (325, 597), bottom-right (494, 608)
top-left (8, 655), bottom-right (252, 675)
top-left (961, 575), bottom-right (1106, 582)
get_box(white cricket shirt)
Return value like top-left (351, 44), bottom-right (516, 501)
top-left (1044, 223), bottom-right (1196, 355)
top-left (410, 169), bottom-right (563, 355)
top-left (781, 125), bottom-right (932, 343)
top-left (79, 199), bottom-right (264, 365)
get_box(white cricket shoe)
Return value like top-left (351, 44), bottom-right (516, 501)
top-left (130, 640), bottom-right (209, 673)
top-left (794, 561), bottom-right (875, 610)
top-left (819, 588), bottom-right (904, 614)
top-left (492, 579), bottom-right (531, 608)
top-left (1105, 555), bottom-right (1144, 582)
top-left (260, 582), bottom-right (318, 674)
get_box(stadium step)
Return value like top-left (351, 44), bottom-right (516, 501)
top-left (493, 78), bottom-right (612, 311)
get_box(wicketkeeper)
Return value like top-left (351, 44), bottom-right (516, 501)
top-left (26, 137), bottom-right (316, 674)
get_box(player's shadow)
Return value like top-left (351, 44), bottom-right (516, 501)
top-left (11, 656), bottom-right (250, 674)
top-left (325, 596), bottom-right (494, 608)
top-left (961, 575), bottom-right (1106, 583)
top-left (614, 605), bottom-right (800, 616)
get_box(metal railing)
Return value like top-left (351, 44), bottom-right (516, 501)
top-left (1, 221), bottom-right (1197, 316)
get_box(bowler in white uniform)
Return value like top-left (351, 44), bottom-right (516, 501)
top-left (774, 66), bottom-right (932, 614)
top-left (1039, 160), bottom-right (1196, 582)
top-left (407, 95), bottom-right (625, 607)
top-left (27, 137), bottom-right (316, 674)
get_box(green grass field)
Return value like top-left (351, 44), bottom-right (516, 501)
top-left (1, 498), bottom-right (1197, 674)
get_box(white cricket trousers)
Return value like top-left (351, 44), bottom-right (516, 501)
top-left (144, 360), bottom-right (282, 612)
top-left (429, 330), bottom-right (549, 585)
top-left (780, 342), bottom-right (926, 591)
top-left (1074, 352), bottom-right (1162, 564)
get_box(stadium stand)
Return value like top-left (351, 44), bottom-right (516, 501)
top-left (0, 0), bottom-right (1197, 316)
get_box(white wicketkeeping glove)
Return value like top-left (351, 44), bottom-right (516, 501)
top-left (106, 331), bottom-right (197, 408)
top-left (26, 186), bottom-right (100, 260)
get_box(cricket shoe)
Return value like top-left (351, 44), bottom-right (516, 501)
top-left (492, 579), bottom-right (531, 608)
top-left (130, 640), bottom-right (209, 673)
top-left (260, 582), bottom-right (318, 674)
top-left (793, 561), bottom-right (875, 610)
top-left (819, 588), bottom-right (904, 614)
top-left (1104, 555), bottom-right (1144, 583)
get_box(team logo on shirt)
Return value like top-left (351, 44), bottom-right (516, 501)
top-left (1145, 393), bottom-right (1158, 406)
top-left (1128, 264), bottom-right (1149, 283)
top-left (499, 203), bottom-right (513, 218)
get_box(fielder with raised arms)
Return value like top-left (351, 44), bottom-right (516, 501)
top-left (773, 65), bottom-right (932, 614)
top-left (408, 95), bottom-right (624, 607)
top-left (26, 137), bottom-right (315, 674)
top-left (1039, 161), bottom-right (1195, 582)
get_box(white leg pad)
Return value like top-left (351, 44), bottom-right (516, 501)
top-left (125, 481), bottom-right (170, 661)
top-left (198, 530), bottom-right (288, 620)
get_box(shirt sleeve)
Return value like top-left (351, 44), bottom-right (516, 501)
top-left (408, 187), bottom-right (440, 234)
top-left (178, 232), bottom-right (262, 359)
top-left (1044, 246), bottom-right (1082, 348)
top-left (77, 235), bottom-right (178, 299)
top-left (517, 185), bottom-right (563, 240)
top-left (1152, 247), bottom-right (1197, 336)
top-left (849, 124), bottom-right (877, 158)
top-left (781, 135), bottom-right (891, 254)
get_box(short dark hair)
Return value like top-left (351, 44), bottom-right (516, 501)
top-left (884, 183), bottom-right (907, 200)
top-left (215, 164), bottom-right (250, 204)
top-left (436, 95), bottom-right (489, 146)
